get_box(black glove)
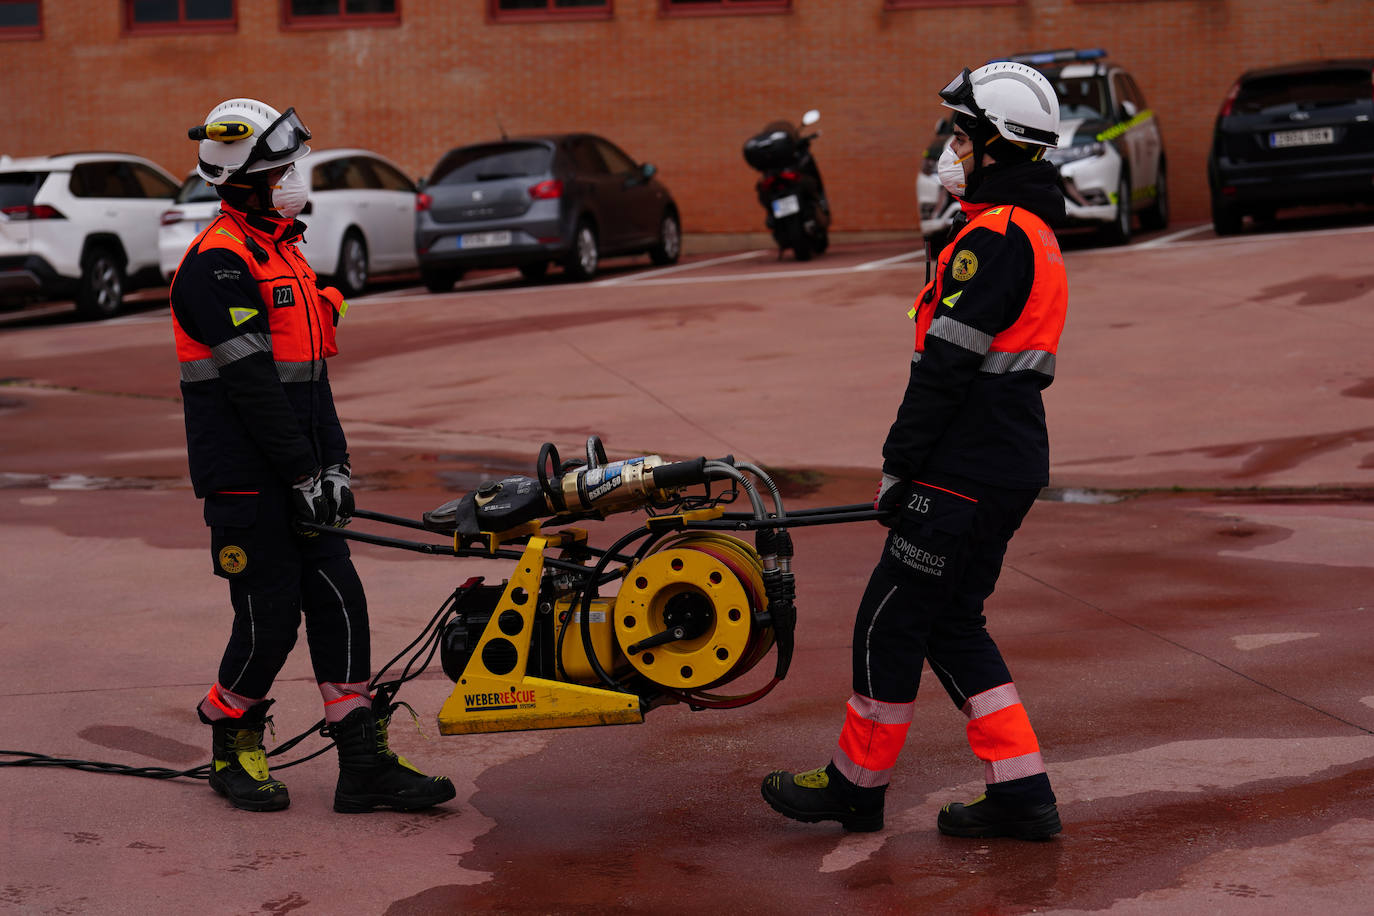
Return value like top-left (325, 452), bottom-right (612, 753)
top-left (874, 473), bottom-right (909, 528)
top-left (291, 468), bottom-right (335, 532)
top-left (321, 462), bottom-right (354, 527)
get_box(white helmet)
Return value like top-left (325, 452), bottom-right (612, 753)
top-left (189, 98), bottom-right (311, 186)
top-left (939, 61), bottom-right (1060, 149)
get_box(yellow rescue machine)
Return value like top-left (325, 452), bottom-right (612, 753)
top-left (333, 438), bottom-right (878, 736)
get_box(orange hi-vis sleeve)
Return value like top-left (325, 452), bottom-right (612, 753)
top-left (963, 682), bottom-right (1047, 785)
top-left (832, 693), bottom-right (915, 788)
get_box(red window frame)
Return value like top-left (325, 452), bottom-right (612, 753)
top-left (282, 0), bottom-right (400, 30)
top-left (884, 0), bottom-right (1020, 9)
top-left (123, 0), bottom-right (237, 34)
top-left (660, 0), bottom-right (791, 17)
top-left (488, 0), bottom-right (612, 22)
top-left (0, 0), bottom-right (41, 40)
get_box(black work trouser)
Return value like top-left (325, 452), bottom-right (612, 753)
top-left (852, 472), bottom-right (1037, 708)
top-left (205, 484), bottom-right (370, 699)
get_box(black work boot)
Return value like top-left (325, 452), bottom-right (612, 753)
top-left (937, 792), bottom-right (1062, 840)
top-left (760, 762), bottom-right (885, 832)
top-left (329, 697), bottom-right (456, 814)
top-left (206, 699), bottom-right (290, 812)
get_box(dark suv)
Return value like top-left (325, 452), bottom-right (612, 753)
top-left (1208, 58), bottom-right (1374, 235)
top-left (415, 134), bottom-right (681, 291)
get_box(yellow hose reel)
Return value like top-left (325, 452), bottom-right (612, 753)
top-left (616, 533), bottom-right (773, 691)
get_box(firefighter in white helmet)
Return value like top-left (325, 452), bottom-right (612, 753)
top-left (171, 99), bottom-right (455, 814)
top-left (761, 63), bottom-right (1070, 841)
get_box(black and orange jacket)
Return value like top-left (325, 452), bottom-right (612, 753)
top-left (170, 204), bottom-right (348, 498)
top-left (883, 160), bottom-right (1068, 489)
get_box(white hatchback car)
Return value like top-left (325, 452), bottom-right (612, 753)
top-left (159, 148), bottom-right (419, 296)
top-left (1, 152), bottom-right (179, 318)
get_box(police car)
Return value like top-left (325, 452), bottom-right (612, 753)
top-left (1020, 49), bottom-right (1169, 244)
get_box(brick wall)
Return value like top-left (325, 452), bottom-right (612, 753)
top-left (5, 0), bottom-right (1372, 235)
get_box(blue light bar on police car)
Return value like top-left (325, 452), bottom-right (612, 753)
top-left (997, 49), bottom-right (1108, 65)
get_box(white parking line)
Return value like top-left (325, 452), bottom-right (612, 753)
top-left (855, 249), bottom-right (926, 271)
top-left (593, 250), bottom-right (766, 286)
top-left (1133, 224), bottom-right (1212, 249)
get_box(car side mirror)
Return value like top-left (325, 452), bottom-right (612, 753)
top-left (640, 162), bottom-right (657, 180)
top-left (416, 176), bottom-right (427, 191)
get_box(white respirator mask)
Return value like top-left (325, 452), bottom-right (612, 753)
top-left (271, 164), bottom-right (309, 219)
top-left (937, 144), bottom-right (971, 198)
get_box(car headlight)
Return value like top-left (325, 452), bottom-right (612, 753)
top-left (1047, 141), bottom-right (1106, 166)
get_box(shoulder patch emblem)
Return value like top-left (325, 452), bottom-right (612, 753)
top-left (218, 545), bottom-right (247, 574)
top-left (229, 307), bottom-right (259, 327)
top-left (951, 249), bottom-right (979, 282)
top-left (942, 290), bottom-right (963, 309)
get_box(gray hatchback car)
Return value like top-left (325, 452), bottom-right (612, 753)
top-left (415, 133), bottom-right (681, 291)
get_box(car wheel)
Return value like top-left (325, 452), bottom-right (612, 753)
top-left (335, 230), bottom-right (369, 298)
top-left (564, 220), bottom-right (599, 281)
top-left (518, 262), bottom-right (549, 281)
top-left (421, 267), bottom-right (463, 293)
top-left (1210, 194), bottom-right (1242, 236)
top-left (1103, 171), bottom-right (1133, 246)
top-left (1140, 162), bottom-right (1169, 232)
top-left (75, 246), bottom-right (125, 320)
top-left (649, 211), bottom-right (681, 266)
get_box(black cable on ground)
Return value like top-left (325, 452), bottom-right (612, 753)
top-left (0, 587), bottom-right (460, 781)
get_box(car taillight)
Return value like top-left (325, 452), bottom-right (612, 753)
top-left (779, 169), bottom-right (800, 181)
top-left (416, 192), bottom-right (432, 212)
top-left (160, 209), bottom-right (184, 226)
top-left (2, 203), bottom-right (64, 220)
top-left (1218, 80), bottom-right (1242, 118)
top-left (529, 179), bottom-right (563, 200)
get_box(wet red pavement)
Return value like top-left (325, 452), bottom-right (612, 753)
top-left (3, 222), bottom-right (1374, 914)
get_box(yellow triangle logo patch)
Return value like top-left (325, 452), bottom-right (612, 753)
top-left (942, 290), bottom-right (963, 309)
top-left (230, 307), bottom-right (259, 327)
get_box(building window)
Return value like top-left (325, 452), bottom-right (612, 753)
top-left (283, 0), bottom-right (400, 29)
top-left (489, 0), bottom-right (611, 22)
top-left (884, 0), bottom-right (1020, 9)
top-left (125, 0), bottom-right (236, 33)
top-left (0, 1), bottom-right (41, 39)
top-left (661, 0), bottom-right (790, 16)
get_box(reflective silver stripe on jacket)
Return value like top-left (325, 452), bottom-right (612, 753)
top-left (981, 350), bottom-right (1056, 377)
top-left (212, 332), bottom-right (272, 368)
top-left (913, 329), bottom-right (1057, 377)
top-left (179, 357), bottom-right (323, 383)
top-left (928, 316), bottom-right (994, 355)
top-left (275, 360), bottom-right (323, 382)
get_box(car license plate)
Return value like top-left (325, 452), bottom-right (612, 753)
top-left (771, 195), bottom-right (800, 218)
top-left (1269, 127), bottom-right (1335, 149)
top-left (458, 231), bottom-right (512, 249)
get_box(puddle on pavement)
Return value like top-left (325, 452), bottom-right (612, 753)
top-left (0, 472), bottom-right (180, 491)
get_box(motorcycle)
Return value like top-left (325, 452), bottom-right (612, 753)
top-left (743, 109), bottom-right (830, 261)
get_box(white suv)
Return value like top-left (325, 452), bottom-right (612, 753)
top-left (0, 152), bottom-right (180, 319)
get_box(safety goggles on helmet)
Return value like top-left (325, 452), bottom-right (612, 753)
top-left (939, 68), bottom-right (984, 119)
top-left (242, 107), bottom-right (312, 171)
